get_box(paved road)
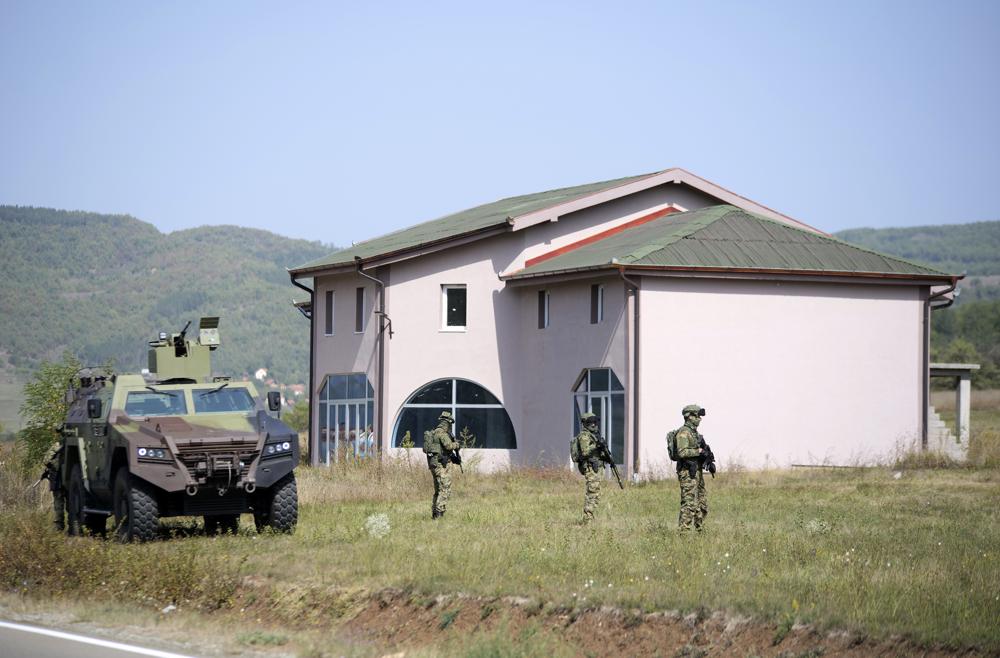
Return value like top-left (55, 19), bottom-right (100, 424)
top-left (0, 620), bottom-right (199, 658)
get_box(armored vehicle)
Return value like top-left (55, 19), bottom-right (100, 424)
top-left (57, 317), bottom-right (299, 541)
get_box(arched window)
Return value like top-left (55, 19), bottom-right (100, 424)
top-left (572, 368), bottom-right (625, 464)
top-left (318, 373), bottom-right (375, 465)
top-left (393, 379), bottom-right (516, 449)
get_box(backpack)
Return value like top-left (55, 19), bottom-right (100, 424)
top-left (570, 435), bottom-right (581, 463)
top-left (422, 430), bottom-right (437, 455)
top-left (666, 429), bottom-right (679, 461)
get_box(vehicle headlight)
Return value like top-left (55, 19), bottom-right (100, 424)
top-left (138, 447), bottom-right (168, 459)
top-left (281, 442), bottom-right (291, 451)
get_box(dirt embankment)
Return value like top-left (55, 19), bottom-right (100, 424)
top-left (237, 584), bottom-right (986, 657)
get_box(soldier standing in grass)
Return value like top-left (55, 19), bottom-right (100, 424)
top-left (571, 412), bottom-right (603, 524)
top-left (40, 439), bottom-right (66, 531)
top-left (673, 404), bottom-right (709, 532)
top-left (423, 410), bottom-right (458, 519)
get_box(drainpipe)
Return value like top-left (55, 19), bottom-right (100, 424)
top-left (289, 273), bottom-right (315, 465)
top-left (922, 277), bottom-right (960, 450)
top-left (619, 267), bottom-right (641, 479)
top-left (355, 257), bottom-right (389, 467)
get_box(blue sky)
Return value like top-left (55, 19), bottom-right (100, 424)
top-left (1, 1), bottom-right (997, 243)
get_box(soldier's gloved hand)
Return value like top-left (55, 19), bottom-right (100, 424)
top-left (708, 462), bottom-right (717, 475)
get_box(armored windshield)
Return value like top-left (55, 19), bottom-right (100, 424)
top-left (125, 390), bottom-right (188, 417)
top-left (193, 387), bottom-right (255, 413)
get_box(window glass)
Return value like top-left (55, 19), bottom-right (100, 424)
top-left (125, 390), bottom-right (187, 417)
top-left (395, 407), bottom-right (449, 449)
top-left (355, 287), bottom-right (366, 332)
top-left (192, 387), bottom-right (255, 413)
top-left (610, 369), bottom-right (624, 391)
top-left (348, 373), bottom-right (368, 399)
top-left (325, 290), bottom-right (334, 334)
top-left (456, 379), bottom-right (500, 405)
top-left (393, 378), bottom-right (516, 449)
top-left (455, 408), bottom-right (517, 449)
top-left (611, 394), bottom-right (625, 463)
top-left (329, 374), bottom-right (348, 401)
top-left (589, 368), bottom-right (609, 391)
top-left (410, 380), bottom-right (452, 404)
top-left (445, 287), bottom-right (467, 327)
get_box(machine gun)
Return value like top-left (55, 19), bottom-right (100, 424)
top-left (594, 432), bottom-right (625, 489)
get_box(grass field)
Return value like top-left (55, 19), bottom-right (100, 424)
top-left (1, 401), bottom-right (999, 656)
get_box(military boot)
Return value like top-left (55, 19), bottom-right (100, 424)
top-left (432, 509), bottom-right (441, 520)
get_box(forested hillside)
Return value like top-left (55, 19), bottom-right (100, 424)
top-left (836, 220), bottom-right (1000, 387)
top-left (0, 206), bottom-right (331, 388)
top-left (835, 221), bottom-right (1000, 302)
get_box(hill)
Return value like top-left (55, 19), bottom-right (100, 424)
top-left (0, 206), bottom-right (331, 409)
top-left (835, 221), bottom-right (1000, 302)
top-left (835, 220), bottom-right (1000, 387)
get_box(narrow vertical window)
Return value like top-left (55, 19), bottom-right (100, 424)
top-left (441, 285), bottom-right (467, 330)
top-left (355, 287), bottom-right (365, 333)
top-left (590, 284), bottom-right (604, 324)
top-left (538, 290), bottom-right (549, 329)
top-left (325, 290), bottom-right (335, 335)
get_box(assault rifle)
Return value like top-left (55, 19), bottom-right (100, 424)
top-left (594, 432), bottom-right (625, 489)
top-left (448, 447), bottom-right (463, 473)
top-left (698, 436), bottom-right (717, 478)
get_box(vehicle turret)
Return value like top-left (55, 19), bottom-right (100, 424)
top-left (147, 317), bottom-right (220, 382)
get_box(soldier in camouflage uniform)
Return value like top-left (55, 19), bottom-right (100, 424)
top-left (424, 411), bottom-right (458, 519)
top-left (41, 440), bottom-right (66, 531)
top-left (673, 404), bottom-right (708, 532)
top-left (571, 412), bottom-right (603, 524)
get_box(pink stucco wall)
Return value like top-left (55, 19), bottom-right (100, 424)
top-left (636, 277), bottom-right (925, 472)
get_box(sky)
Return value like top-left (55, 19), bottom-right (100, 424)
top-left (1, 1), bottom-right (998, 244)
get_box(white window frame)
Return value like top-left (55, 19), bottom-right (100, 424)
top-left (441, 284), bottom-right (467, 332)
top-left (324, 290), bottom-right (335, 336)
top-left (539, 290), bottom-right (550, 329)
top-left (354, 286), bottom-right (366, 334)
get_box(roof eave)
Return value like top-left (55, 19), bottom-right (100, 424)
top-left (504, 263), bottom-right (961, 285)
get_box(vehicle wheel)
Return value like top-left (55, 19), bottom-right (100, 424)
top-left (66, 464), bottom-right (85, 537)
top-left (113, 467), bottom-right (159, 542)
top-left (253, 473), bottom-right (298, 534)
top-left (204, 514), bottom-right (240, 535)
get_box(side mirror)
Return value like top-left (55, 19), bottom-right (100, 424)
top-left (266, 391), bottom-right (281, 412)
top-left (87, 398), bottom-right (103, 419)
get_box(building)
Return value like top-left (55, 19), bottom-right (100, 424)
top-left (288, 168), bottom-right (959, 475)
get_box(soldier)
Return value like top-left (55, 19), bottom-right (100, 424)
top-left (673, 404), bottom-right (709, 532)
top-left (40, 440), bottom-right (66, 531)
top-left (424, 410), bottom-right (458, 519)
top-left (571, 412), bottom-right (603, 524)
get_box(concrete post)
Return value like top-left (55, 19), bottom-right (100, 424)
top-left (956, 374), bottom-right (972, 444)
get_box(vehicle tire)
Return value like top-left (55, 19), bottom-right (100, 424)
top-left (113, 467), bottom-right (159, 543)
top-left (253, 473), bottom-right (298, 534)
top-left (66, 464), bottom-right (85, 537)
top-left (204, 514), bottom-right (240, 535)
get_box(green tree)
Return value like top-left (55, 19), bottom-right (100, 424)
top-left (17, 352), bottom-right (82, 470)
top-left (283, 400), bottom-right (309, 433)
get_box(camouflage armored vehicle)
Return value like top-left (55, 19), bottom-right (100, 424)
top-left (57, 317), bottom-right (299, 541)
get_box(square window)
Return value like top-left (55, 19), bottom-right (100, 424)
top-left (442, 285), bottom-right (467, 330)
top-left (538, 290), bottom-right (549, 329)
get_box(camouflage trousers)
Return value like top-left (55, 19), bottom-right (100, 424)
top-left (52, 489), bottom-right (66, 532)
top-left (429, 458), bottom-right (452, 516)
top-left (582, 463), bottom-right (601, 523)
top-left (677, 469), bottom-right (708, 531)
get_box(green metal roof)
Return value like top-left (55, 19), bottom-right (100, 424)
top-left (506, 205), bottom-right (955, 280)
top-left (290, 172), bottom-right (657, 274)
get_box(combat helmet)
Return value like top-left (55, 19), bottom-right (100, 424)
top-left (439, 410), bottom-right (455, 424)
top-left (682, 404), bottom-right (706, 418)
top-left (580, 411), bottom-right (599, 425)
